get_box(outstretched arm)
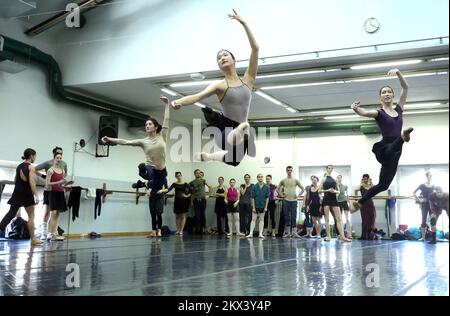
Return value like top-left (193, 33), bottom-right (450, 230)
top-left (171, 82), bottom-right (220, 109)
top-left (160, 96), bottom-right (170, 141)
top-left (101, 136), bottom-right (142, 147)
top-left (388, 69), bottom-right (408, 110)
top-left (351, 101), bottom-right (378, 118)
top-left (229, 9), bottom-right (259, 87)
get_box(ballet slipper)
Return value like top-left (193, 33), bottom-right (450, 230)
top-left (402, 127), bottom-right (414, 142)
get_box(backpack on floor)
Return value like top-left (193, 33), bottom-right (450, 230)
top-left (8, 217), bottom-right (30, 240)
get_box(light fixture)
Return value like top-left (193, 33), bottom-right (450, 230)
top-left (307, 109), bottom-right (353, 115)
top-left (350, 59), bottom-right (422, 70)
top-left (195, 102), bottom-right (206, 108)
top-left (255, 91), bottom-right (283, 105)
top-left (170, 79), bottom-right (220, 88)
top-left (430, 57), bottom-right (449, 62)
top-left (262, 80), bottom-right (345, 90)
top-left (160, 88), bottom-right (178, 96)
top-left (404, 109), bottom-right (449, 115)
top-left (257, 70), bottom-right (325, 79)
top-left (252, 118), bottom-right (304, 123)
top-left (323, 115), bottom-right (361, 120)
top-left (405, 102), bottom-right (442, 110)
top-left (286, 108), bottom-right (297, 113)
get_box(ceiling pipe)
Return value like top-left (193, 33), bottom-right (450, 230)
top-left (25, 0), bottom-right (108, 36)
top-left (253, 122), bottom-right (380, 134)
top-left (1, 34), bottom-right (148, 124)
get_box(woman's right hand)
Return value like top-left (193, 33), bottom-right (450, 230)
top-left (101, 136), bottom-right (110, 144)
top-left (351, 101), bottom-right (361, 110)
top-left (171, 100), bottom-right (182, 110)
top-left (228, 9), bottom-right (245, 24)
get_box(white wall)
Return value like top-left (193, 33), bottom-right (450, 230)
top-left (55, 0), bottom-right (450, 85)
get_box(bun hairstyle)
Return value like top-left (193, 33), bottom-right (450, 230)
top-left (217, 49), bottom-right (236, 61)
top-left (379, 85), bottom-right (395, 96)
top-left (22, 148), bottom-right (36, 160)
top-left (146, 117), bottom-right (162, 133)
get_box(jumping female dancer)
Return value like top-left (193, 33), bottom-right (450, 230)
top-left (0, 149), bottom-right (42, 245)
top-left (102, 96), bottom-right (169, 192)
top-left (171, 10), bottom-right (259, 167)
top-left (351, 69), bottom-right (413, 211)
top-left (102, 96), bottom-right (170, 235)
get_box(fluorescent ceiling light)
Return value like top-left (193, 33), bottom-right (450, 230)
top-left (430, 57), bottom-right (449, 62)
top-left (262, 80), bottom-right (345, 90)
top-left (255, 91), bottom-right (283, 105)
top-left (257, 70), bottom-right (325, 79)
top-left (404, 109), bottom-right (449, 115)
top-left (405, 102), bottom-right (442, 109)
top-left (252, 118), bottom-right (304, 123)
top-left (324, 115), bottom-right (359, 120)
top-left (307, 109), bottom-right (353, 115)
top-left (161, 88), bottom-right (178, 96)
top-left (195, 102), bottom-right (206, 108)
top-left (170, 79), bottom-right (221, 88)
top-left (351, 59), bottom-right (422, 70)
top-left (286, 108), bottom-right (297, 113)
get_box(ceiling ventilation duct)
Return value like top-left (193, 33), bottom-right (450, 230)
top-left (0, 36), bottom-right (27, 73)
top-left (0, 0), bottom-right (37, 19)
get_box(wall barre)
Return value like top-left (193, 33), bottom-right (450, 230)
top-left (101, 183), bottom-right (175, 205)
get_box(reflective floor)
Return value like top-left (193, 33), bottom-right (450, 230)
top-left (0, 236), bottom-right (448, 296)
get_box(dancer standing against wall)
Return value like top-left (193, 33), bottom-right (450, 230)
top-left (161, 172), bottom-right (191, 236)
top-left (35, 146), bottom-right (68, 240)
top-left (304, 175), bottom-right (323, 239)
top-left (356, 174), bottom-right (377, 240)
top-left (46, 153), bottom-right (70, 241)
top-left (413, 172), bottom-right (435, 241)
top-left (277, 166), bottom-right (304, 239)
top-left (319, 165), bottom-right (351, 242)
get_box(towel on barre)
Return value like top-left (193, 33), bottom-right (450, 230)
top-left (84, 188), bottom-right (97, 200)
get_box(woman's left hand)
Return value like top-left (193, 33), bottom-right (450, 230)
top-left (387, 69), bottom-right (400, 76)
top-left (160, 95), bottom-right (169, 105)
top-left (228, 9), bottom-right (245, 24)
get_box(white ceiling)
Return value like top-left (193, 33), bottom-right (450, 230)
top-left (0, 0), bottom-right (74, 21)
top-left (70, 45), bottom-right (449, 125)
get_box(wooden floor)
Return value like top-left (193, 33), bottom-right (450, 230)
top-left (0, 235), bottom-right (448, 296)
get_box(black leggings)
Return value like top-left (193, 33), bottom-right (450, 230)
top-left (149, 194), bottom-right (164, 230)
top-left (359, 136), bottom-right (404, 204)
top-left (264, 200), bottom-right (277, 229)
top-left (420, 202), bottom-right (430, 228)
top-left (0, 205), bottom-right (20, 232)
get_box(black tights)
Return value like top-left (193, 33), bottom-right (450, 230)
top-left (0, 205), bottom-right (20, 232)
top-left (359, 137), bottom-right (404, 204)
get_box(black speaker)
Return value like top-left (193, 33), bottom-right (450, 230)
top-left (98, 116), bottom-right (119, 145)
